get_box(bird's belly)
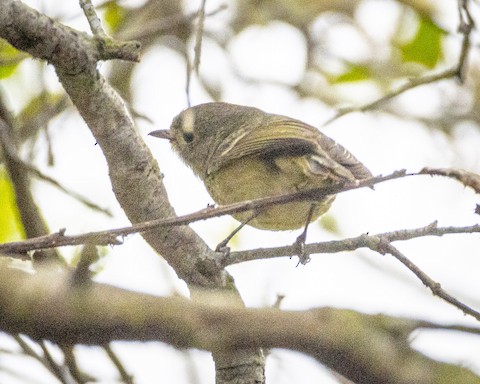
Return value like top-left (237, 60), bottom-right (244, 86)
top-left (206, 156), bottom-right (335, 230)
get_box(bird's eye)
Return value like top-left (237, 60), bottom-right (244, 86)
top-left (183, 131), bottom-right (194, 143)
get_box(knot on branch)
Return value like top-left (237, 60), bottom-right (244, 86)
top-left (95, 37), bottom-right (141, 63)
top-left (363, 235), bottom-right (391, 255)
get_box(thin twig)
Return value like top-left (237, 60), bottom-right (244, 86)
top-left (193, 0), bottom-right (207, 73)
top-left (78, 0), bottom-right (141, 63)
top-left (115, 4), bottom-right (227, 42)
top-left (185, 49), bottom-right (193, 107)
top-left (62, 345), bottom-right (93, 384)
top-left (2, 100), bottom-right (106, 214)
top-left (71, 243), bottom-right (98, 287)
top-left (79, 0), bottom-right (107, 37)
top-left (0, 170), bottom-right (409, 254)
top-left (15, 155), bottom-right (112, 216)
top-left (416, 320), bottom-right (480, 335)
top-left (104, 344), bottom-right (134, 384)
top-left (368, 238), bottom-right (480, 321)
top-left (226, 221), bottom-right (480, 265)
top-left (454, 0), bottom-right (474, 81)
top-left (323, 69), bottom-right (458, 125)
top-left (13, 336), bottom-right (71, 383)
top-left (0, 97), bottom-right (64, 264)
top-left (0, 167), bottom-right (478, 255)
top-left (39, 341), bottom-right (73, 384)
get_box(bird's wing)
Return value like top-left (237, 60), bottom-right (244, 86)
top-left (209, 116), bottom-right (371, 181)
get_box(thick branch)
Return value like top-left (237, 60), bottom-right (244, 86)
top-left (0, 0), bottom-right (221, 286)
top-left (0, 266), bottom-right (478, 384)
top-left (0, 2), bottom-right (264, 381)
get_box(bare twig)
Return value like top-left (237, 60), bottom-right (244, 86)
top-left (79, 0), bottom-right (107, 37)
top-left (0, 167), bottom-right (478, 255)
top-left (193, 0), bottom-right (207, 73)
top-left (0, 97), bottom-right (64, 264)
top-left (13, 336), bottom-right (71, 383)
top-left (227, 222), bottom-right (480, 321)
top-left (187, 0), bottom-right (223, 106)
top-left (456, 0), bottom-right (475, 81)
top-left (368, 238), bottom-right (480, 321)
top-left (7, 148), bottom-right (112, 217)
top-left (185, 49), bottom-right (193, 107)
top-left (39, 341), bottom-right (73, 384)
top-left (323, 69), bottom-right (458, 125)
top-left (421, 167), bottom-right (480, 193)
top-left (71, 243), bottom-right (99, 287)
top-left (226, 221), bottom-right (480, 265)
top-left (416, 320), bottom-right (480, 335)
top-left (63, 345), bottom-right (93, 384)
top-left (115, 4), bottom-right (227, 42)
top-left (104, 344), bottom-right (134, 384)
top-left (0, 170), bottom-right (407, 254)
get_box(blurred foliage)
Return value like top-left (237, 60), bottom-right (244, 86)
top-left (3, 0), bottom-right (469, 137)
top-left (328, 64), bottom-right (372, 84)
top-left (0, 40), bottom-right (27, 79)
top-left (17, 92), bottom-right (66, 137)
top-left (0, 167), bottom-right (25, 243)
top-left (102, 1), bottom-right (127, 33)
top-left (399, 15), bottom-right (445, 68)
top-left (318, 214), bottom-right (339, 234)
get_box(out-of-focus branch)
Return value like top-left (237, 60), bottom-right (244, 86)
top-left (0, 96), bottom-right (64, 264)
top-left (104, 344), bottom-right (134, 384)
top-left (0, 266), bottom-right (479, 384)
top-left (13, 335), bottom-right (66, 382)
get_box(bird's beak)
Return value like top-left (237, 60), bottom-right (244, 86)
top-left (148, 130), bottom-right (172, 140)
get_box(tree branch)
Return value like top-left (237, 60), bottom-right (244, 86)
top-left (0, 167), bottom-right (478, 256)
top-left (367, 237), bottom-right (480, 321)
top-left (226, 221), bottom-right (480, 265)
top-left (0, 1), bottom-right (264, 381)
top-left (0, 266), bottom-right (478, 384)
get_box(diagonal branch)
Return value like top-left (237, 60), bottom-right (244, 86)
top-left (1, 167), bottom-right (478, 256)
top-left (0, 1), bottom-right (264, 380)
top-left (366, 237), bottom-right (480, 321)
top-left (0, 170), bottom-right (405, 254)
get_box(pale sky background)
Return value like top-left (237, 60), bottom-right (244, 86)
top-left (1, 0), bottom-right (480, 383)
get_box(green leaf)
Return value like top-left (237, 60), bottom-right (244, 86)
top-left (0, 168), bottom-right (25, 243)
top-left (328, 64), bottom-right (372, 84)
top-left (399, 16), bottom-right (445, 68)
top-left (0, 39), bottom-right (26, 79)
top-left (103, 1), bottom-right (126, 32)
top-left (318, 214), bottom-right (338, 234)
top-left (17, 91), bottom-right (63, 126)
